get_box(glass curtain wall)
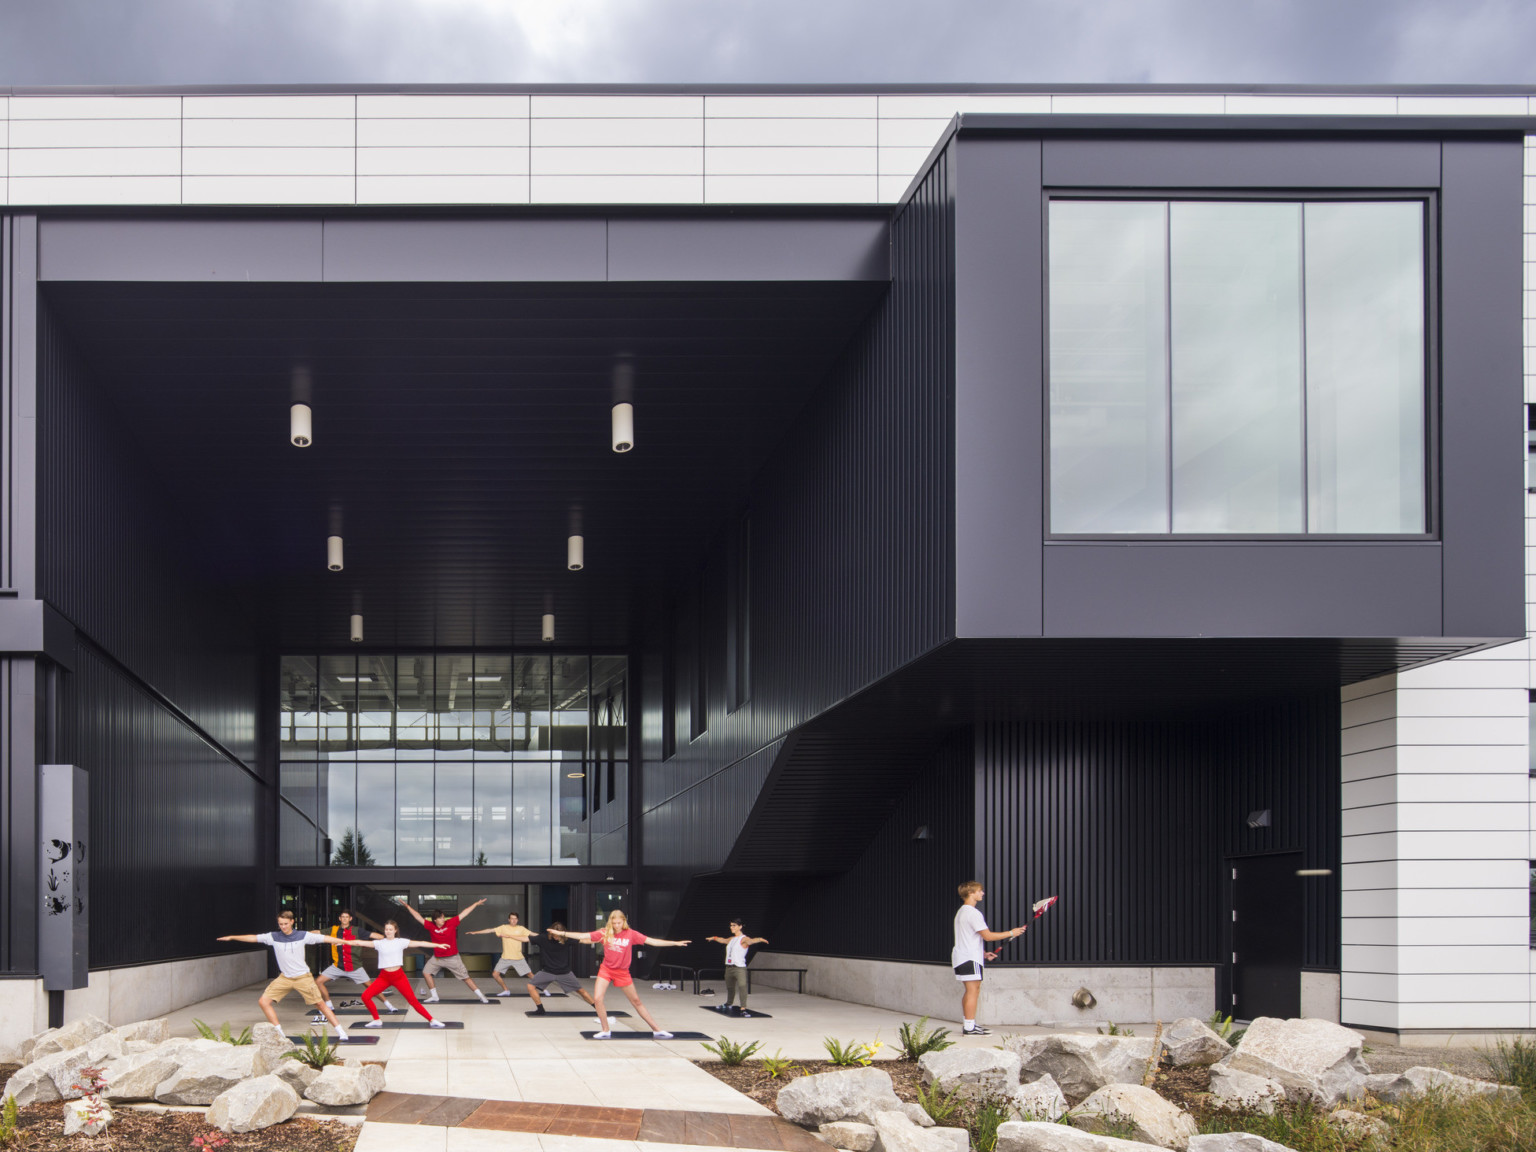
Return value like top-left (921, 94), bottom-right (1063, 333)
top-left (1048, 198), bottom-right (1426, 535)
top-left (279, 653), bottom-right (628, 868)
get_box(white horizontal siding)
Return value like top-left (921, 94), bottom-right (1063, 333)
top-left (1, 89), bottom-right (1530, 207)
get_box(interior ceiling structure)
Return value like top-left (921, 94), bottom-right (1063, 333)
top-left (42, 279), bottom-right (886, 651)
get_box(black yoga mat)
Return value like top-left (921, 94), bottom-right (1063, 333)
top-left (525, 1010), bottom-right (629, 1018)
top-left (580, 1030), bottom-right (712, 1041)
top-left (700, 1005), bottom-right (772, 1019)
top-left (287, 1034), bottom-right (380, 1045)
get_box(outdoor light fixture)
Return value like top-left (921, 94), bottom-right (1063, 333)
top-left (611, 403), bottom-right (634, 453)
top-left (290, 403), bottom-right (313, 447)
top-left (911, 825), bottom-right (931, 840)
top-left (567, 772), bottom-right (586, 779)
top-left (542, 613), bottom-right (555, 642)
top-left (350, 614), bottom-right (363, 643)
top-left (1245, 809), bottom-right (1272, 829)
top-left (327, 536), bottom-right (344, 571)
top-left (567, 535), bottom-right (585, 571)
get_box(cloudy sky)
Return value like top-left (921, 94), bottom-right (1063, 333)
top-left (0, 0), bottom-right (1530, 88)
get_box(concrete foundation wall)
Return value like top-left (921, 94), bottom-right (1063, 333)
top-left (0, 979), bottom-right (50, 1061)
top-left (748, 952), bottom-right (1215, 1026)
top-left (59, 952), bottom-right (268, 1029)
top-left (1301, 971), bottom-right (1342, 1022)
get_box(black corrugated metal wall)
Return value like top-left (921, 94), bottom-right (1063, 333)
top-left (38, 297), bottom-right (265, 967)
top-left (637, 148), bottom-right (956, 935)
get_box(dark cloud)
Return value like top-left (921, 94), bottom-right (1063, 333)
top-left (0, 0), bottom-right (1531, 87)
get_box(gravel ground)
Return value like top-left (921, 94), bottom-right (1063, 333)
top-left (1362, 1042), bottom-right (1501, 1080)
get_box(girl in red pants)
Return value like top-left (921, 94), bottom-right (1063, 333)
top-left (357, 920), bottom-right (450, 1028)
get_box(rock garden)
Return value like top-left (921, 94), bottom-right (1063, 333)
top-left (696, 1015), bottom-right (1536, 1152)
top-left (0, 1015), bottom-right (376, 1150)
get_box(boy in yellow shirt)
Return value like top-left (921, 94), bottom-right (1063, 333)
top-left (468, 912), bottom-right (538, 996)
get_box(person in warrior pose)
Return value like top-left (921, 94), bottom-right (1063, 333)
top-left (523, 921), bottom-right (597, 1014)
top-left (704, 918), bottom-right (769, 1017)
top-left (217, 910), bottom-right (356, 1040)
top-left (399, 897), bottom-right (490, 1003)
top-left (314, 909), bottom-right (395, 1018)
top-left (466, 911), bottom-right (537, 996)
top-left (951, 880), bottom-right (1027, 1036)
top-left (548, 910), bottom-right (690, 1039)
top-left (358, 919), bottom-right (452, 1028)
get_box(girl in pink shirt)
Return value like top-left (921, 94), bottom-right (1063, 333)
top-left (549, 910), bottom-right (690, 1039)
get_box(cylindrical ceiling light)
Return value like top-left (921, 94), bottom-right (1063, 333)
top-left (611, 403), bottom-right (634, 453)
top-left (567, 534), bottom-right (584, 571)
top-left (541, 613), bottom-right (555, 643)
top-left (327, 536), bottom-right (344, 572)
top-left (290, 403), bottom-right (313, 447)
top-left (350, 614), bottom-right (364, 643)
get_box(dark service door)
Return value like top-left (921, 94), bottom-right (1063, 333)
top-left (1231, 853), bottom-right (1302, 1020)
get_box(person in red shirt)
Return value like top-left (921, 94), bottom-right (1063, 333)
top-left (400, 898), bottom-right (490, 1004)
top-left (548, 909), bottom-right (689, 1039)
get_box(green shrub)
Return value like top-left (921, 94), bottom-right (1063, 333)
top-left (0, 1094), bottom-right (19, 1148)
top-left (761, 1050), bottom-right (797, 1079)
top-left (966, 1097), bottom-right (1011, 1152)
top-left (1482, 1035), bottom-right (1536, 1096)
top-left (896, 1017), bottom-right (954, 1061)
top-left (1207, 1012), bottom-right (1237, 1041)
top-left (1096, 1022), bottom-right (1134, 1037)
top-left (283, 1030), bottom-right (343, 1070)
top-left (1197, 1099), bottom-right (1353, 1152)
top-left (700, 1036), bottom-right (762, 1066)
top-left (192, 1019), bottom-right (252, 1046)
top-left (823, 1037), bottom-right (879, 1066)
top-left (1392, 1085), bottom-right (1536, 1152)
top-left (915, 1081), bottom-right (963, 1126)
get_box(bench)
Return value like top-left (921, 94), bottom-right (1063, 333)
top-left (691, 966), bottom-right (808, 995)
top-left (656, 963), bottom-right (697, 990)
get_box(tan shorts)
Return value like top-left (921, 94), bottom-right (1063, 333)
top-left (264, 972), bottom-right (324, 1005)
top-left (424, 954), bottom-right (470, 981)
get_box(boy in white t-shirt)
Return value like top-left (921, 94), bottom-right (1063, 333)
top-left (218, 910), bottom-right (356, 1040)
top-left (951, 880), bottom-right (1026, 1036)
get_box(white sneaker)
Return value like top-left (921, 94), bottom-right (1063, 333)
top-left (429, 1020), bottom-right (447, 1029)
top-left (495, 990), bottom-right (512, 997)
top-left (476, 993), bottom-right (488, 1003)
top-left (363, 1020), bottom-right (383, 1029)
top-left (424, 992), bottom-right (439, 1003)
top-left (652, 1031), bottom-right (674, 1040)
top-left (380, 1001), bottom-right (396, 1011)
top-left (593, 1030), bottom-right (611, 1040)
top-left (336, 1030), bottom-right (349, 1042)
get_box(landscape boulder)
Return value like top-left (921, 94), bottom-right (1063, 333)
top-left (1220, 1018), bottom-right (1368, 1105)
top-left (1068, 1083), bottom-right (1199, 1151)
top-left (1161, 1019), bottom-right (1232, 1068)
top-left (61, 1097), bottom-right (112, 1137)
top-left (302, 1062), bottom-right (385, 1107)
top-left (1003, 1035), bottom-right (1159, 1100)
top-left (1365, 1065), bottom-right (1520, 1104)
top-left (154, 1043), bottom-right (258, 1105)
top-left (114, 1018), bottom-right (169, 1047)
top-left (30, 1015), bottom-right (112, 1061)
top-left (872, 1110), bottom-right (967, 1152)
top-left (1009, 1074), bottom-right (1069, 1122)
top-left (1187, 1136), bottom-right (1303, 1152)
top-left (820, 1120), bottom-right (880, 1151)
top-left (208, 1075), bottom-right (301, 1134)
top-left (1329, 1110), bottom-right (1389, 1142)
top-left (3, 1044), bottom-right (99, 1105)
top-left (1208, 1067), bottom-right (1286, 1116)
top-left (995, 1121), bottom-right (1157, 1152)
top-left (777, 1068), bottom-right (904, 1128)
top-left (919, 1048), bottom-right (1022, 1099)
top-left (249, 1023), bottom-right (300, 1077)
top-left (101, 1052), bottom-right (187, 1102)
top-left (903, 1103), bottom-right (936, 1127)
top-left (272, 1058), bottom-right (321, 1094)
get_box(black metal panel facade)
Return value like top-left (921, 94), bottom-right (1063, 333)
top-left (769, 728), bottom-right (976, 963)
top-left (637, 149), bottom-right (956, 934)
top-left (975, 692), bottom-right (1340, 972)
top-left (68, 642), bottom-right (263, 967)
top-left (37, 298), bottom-right (259, 767)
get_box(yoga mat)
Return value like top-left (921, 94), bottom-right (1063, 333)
top-left (701, 1005), bottom-right (772, 1019)
top-left (525, 1010), bottom-right (629, 1018)
top-left (287, 1034), bottom-right (380, 1045)
top-left (358, 1021), bottom-right (465, 1030)
top-left (580, 1030), bottom-right (712, 1041)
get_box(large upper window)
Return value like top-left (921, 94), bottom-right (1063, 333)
top-left (1048, 198), bottom-right (1428, 536)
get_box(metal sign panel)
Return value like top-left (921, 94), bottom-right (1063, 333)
top-left (39, 764), bottom-right (88, 991)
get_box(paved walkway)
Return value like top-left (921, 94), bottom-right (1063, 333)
top-left (161, 979), bottom-right (1118, 1152)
